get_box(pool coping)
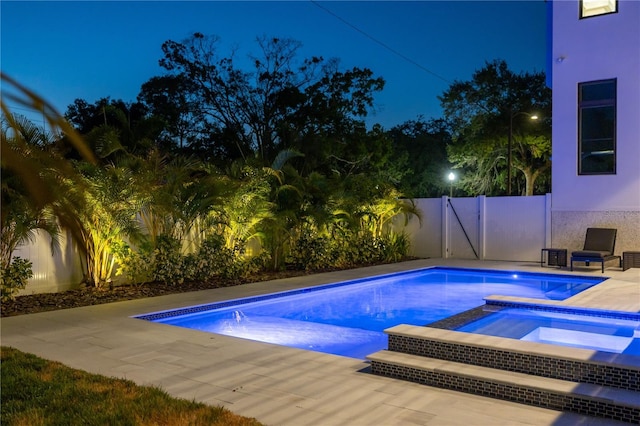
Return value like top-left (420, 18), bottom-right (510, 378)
top-left (134, 265), bottom-right (604, 321)
top-left (1, 258), bottom-right (639, 425)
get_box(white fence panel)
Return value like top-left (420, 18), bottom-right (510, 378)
top-left (13, 229), bottom-right (84, 295)
top-left (10, 195), bottom-right (552, 295)
top-left (405, 194), bottom-right (551, 262)
top-left (483, 195), bottom-right (548, 261)
top-left (399, 198), bottom-right (442, 258)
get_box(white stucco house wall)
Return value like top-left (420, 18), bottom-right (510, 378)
top-left (549, 0), bottom-right (640, 253)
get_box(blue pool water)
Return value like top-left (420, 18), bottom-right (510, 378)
top-left (457, 307), bottom-right (640, 356)
top-left (138, 267), bottom-right (603, 359)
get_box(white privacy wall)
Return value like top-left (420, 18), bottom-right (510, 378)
top-left (13, 229), bottom-right (84, 295)
top-left (15, 195), bottom-right (552, 295)
top-left (482, 195), bottom-right (550, 261)
top-left (405, 195), bottom-right (550, 262)
top-left (396, 198), bottom-right (443, 259)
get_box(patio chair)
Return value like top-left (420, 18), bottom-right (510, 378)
top-left (570, 228), bottom-right (621, 273)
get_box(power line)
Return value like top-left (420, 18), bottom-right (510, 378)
top-left (2, 104), bottom-right (43, 114)
top-left (310, 1), bottom-right (507, 118)
top-left (310, 0), bottom-right (453, 85)
top-left (2, 103), bottom-right (49, 134)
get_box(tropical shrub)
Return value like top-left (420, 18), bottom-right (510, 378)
top-left (242, 251), bottom-right (271, 278)
top-left (152, 235), bottom-right (186, 285)
top-left (0, 256), bottom-right (33, 302)
top-left (115, 235), bottom-right (189, 286)
top-left (116, 233), bottom-right (272, 285)
top-left (113, 241), bottom-right (154, 285)
top-left (216, 163), bottom-right (273, 253)
top-left (191, 235), bottom-right (271, 281)
top-left (1, 74), bottom-right (96, 263)
top-left (1, 114), bottom-right (61, 282)
top-left (188, 234), bottom-right (240, 281)
top-left (381, 232), bottom-right (411, 262)
top-left (287, 231), bottom-right (333, 271)
top-left (326, 230), bottom-right (410, 268)
top-left (70, 163), bottom-right (142, 287)
top-left (339, 231), bottom-right (385, 266)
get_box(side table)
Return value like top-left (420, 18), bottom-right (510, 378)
top-left (623, 251), bottom-right (640, 271)
top-left (541, 248), bottom-right (567, 268)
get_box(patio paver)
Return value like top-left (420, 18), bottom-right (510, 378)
top-left (2, 259), bottom-right (638, 425)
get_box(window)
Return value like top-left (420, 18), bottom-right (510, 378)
top-left (578, 79), bottom-right (616, 175)
top-left (580, 0), bottom-right (617, 18)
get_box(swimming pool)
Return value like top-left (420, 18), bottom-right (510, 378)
top-left (456, 305), bottom-right (640, 356)
top-left (136, 267), bottom-right (603, 359)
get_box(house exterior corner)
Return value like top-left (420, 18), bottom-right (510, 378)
top-left (549, 0), bottom-right (640, 254)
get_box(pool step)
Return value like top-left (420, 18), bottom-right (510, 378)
top-left (367, 325), bottom-right (640, 424)
top-left (384, 325), bottom-right (640, 391)
top-left (367, 350), bottom-right (640, 424)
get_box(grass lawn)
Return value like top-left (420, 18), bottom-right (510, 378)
top-left (1, 346), bottom-right (263, 426)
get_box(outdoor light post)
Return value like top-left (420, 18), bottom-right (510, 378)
top-left (448, 172), bottom-right (455, 197)
top-left (507, 109), bottom-right (538, 196)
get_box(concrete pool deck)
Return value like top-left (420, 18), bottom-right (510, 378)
top-left (2, 259), bottom-right (639, 425)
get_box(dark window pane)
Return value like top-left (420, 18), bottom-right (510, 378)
top-left (578, 79), bottom-right (616, 175)
top-left (581, 106), bottom-right (615, 139)
top-left (581, 151), bottom-right (614, 173)
top-left (582, 138), bottom-right (614, 154)
top-left (580, 80), bottom-right (616, 102)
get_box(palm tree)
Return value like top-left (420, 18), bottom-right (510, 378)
top-left (260, 150), bottom-right (308, 270)
top-left (130, 150), bottom-right (228, 254)
top-left (216, 161), bottom-right (273, 253)
top-left (1, 115), bottom-right (60, 271)
top-left (327, 173), bottom-right (420, 264)
top-left (1, 72), bottom-right (97, 257)
top-left (69, 163), bottom-right (141, 287)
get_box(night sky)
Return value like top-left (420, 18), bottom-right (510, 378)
top-left (1, 1), bottom-right (547, 129)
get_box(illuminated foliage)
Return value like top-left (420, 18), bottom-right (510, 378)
top-left (70, 163), bottom-right (141, 287)
top-left (439, 60), bottom-right (551, 196)
top-left (2, 65), bottom-right (416, 290)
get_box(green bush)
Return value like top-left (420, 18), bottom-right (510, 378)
top-left (114, 228), bottom-right (408, 286)
top-left (114, 233), bottom-right (272, 285)
top-left (1, 257), bottom-right (33, 302)
top-left (153, 235), bottom-right (186, 285)
top-left (325, 231), bottom-right (409, 268)
top-left (113, 241), bottom-right (154, 285)
top-left (329, 231), bottom-right (381, 267)
top-left (382, 232), bottom-right (410, 262)
top-left (187, 235), bottom-right (272, 281)
top-left (188, 235), bottom-right (239, 281)
top-left (243, 251), bottom-right (271, 277)
top-left (288, 233), bottom-right (334, 271)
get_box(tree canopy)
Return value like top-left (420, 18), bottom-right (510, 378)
top-left (146, 33), bottom-right (385, 167)
top-left (3, 31), bottom-right (557, 298)
top-left (386, 117), bottom-right (452, 198)
top-left (439, 59), bottom-right (551, 196)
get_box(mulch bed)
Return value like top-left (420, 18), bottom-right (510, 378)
top-left (2, 258), bottom-right (419, 317)
top-left (0, 270), bottom-right (312, 318)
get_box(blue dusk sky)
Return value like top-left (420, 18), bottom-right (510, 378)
top-left (1, 1), bottom-right (547, 130)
